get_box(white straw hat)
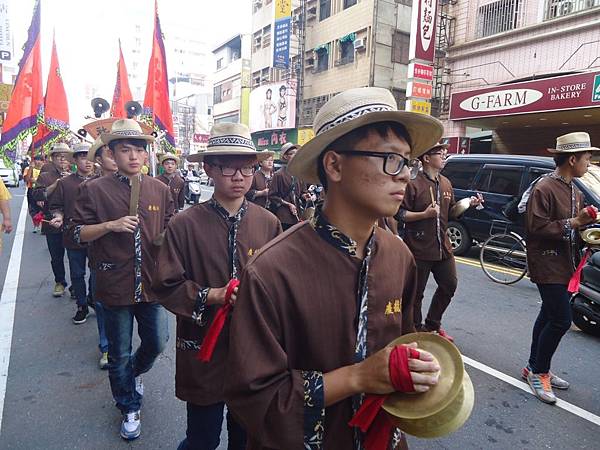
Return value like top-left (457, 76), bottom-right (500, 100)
top-left (288, 87), bottom-right (444, 184)
top-left (87, 137), bottom-right (106, 162)
top-left (100, 118), bottom-right (155, 146)
top-left (547, 132), bottom-right (599, 153)
top-left (48, 142), bottom-right (73, 156)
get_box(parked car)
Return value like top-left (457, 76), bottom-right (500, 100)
top-left (441, 154), bottom-right (600, 255)
top-left (0, 159), bottom-right (20, 188)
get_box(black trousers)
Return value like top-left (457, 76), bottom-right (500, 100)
top-left (528, 284), bottom-right (572, 374)
top-left (177, 402), bottom-right (246, 450)
top-left (45, 233), bottom-right (67, 286)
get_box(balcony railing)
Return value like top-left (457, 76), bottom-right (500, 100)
top-left (476, 0), bottom-right (525, 38)
top-left (545, 0), bottom-right (600, 20)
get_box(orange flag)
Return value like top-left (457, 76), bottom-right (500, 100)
top-left (111, 41), bottom-right (133, 118)
top-left (44, 33), bottom-right (69, 131)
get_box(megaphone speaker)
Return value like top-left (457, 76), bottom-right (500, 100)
top-left (125, 101), bottom-right (143, 119)
top-left (91, 98), bottom-right (110, 118)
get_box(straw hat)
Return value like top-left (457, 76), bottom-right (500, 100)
top-left (159, 153), bottom-right (180, 165)
top-left (288, 87), bottom-right (444, 184)
top-left (87, 137), bottom-right (106, 162)
top-left (48, 142), bottom-right (73, 156)
top-left (187, 123), bottom-right (273, 163)
top-left (72, 142), bottom-right (90, 156)
top-left (547, 132), bottom-right (600, 153)
top-left (280, 142), bottom-right (299, 156)
top-left (100, 118), bottom-right (155, 147)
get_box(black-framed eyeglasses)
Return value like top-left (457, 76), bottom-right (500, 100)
top-left (211, 165), bottom-right (255, 177)
top-left (336, 150), bottom-right (422, 179)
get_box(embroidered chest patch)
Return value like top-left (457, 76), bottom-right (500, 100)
top-left (385, 299), bottom-right (402, 316)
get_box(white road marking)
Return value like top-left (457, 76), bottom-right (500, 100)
top-left (0, 198), bottom-right (28, 435)
top-left (463, 355), bottom-right (600, 427)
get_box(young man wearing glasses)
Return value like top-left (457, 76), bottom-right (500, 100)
top-left (396, 144), bottom-right (483, 341)
top-left (153, 123), bottom-right (281, 450)
top-left (225, 88), bottom-right (444, 449)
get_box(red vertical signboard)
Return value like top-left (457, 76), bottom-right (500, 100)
top-left (409, 0), bottom-right (438, 64)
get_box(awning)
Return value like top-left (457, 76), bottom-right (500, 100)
top-left (339, 33), bottom-right (356, 43)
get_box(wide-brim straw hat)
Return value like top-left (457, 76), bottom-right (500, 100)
top-left (187, 123), bottom-right (274, 163)
top-left (100, 118), bottom-right (155, 147)
top-left (87, 137), bottom-right (106, 162)
top-left (48, 142), bottom-right (73, 156)
top-left (160, 153), bottom-right (180, 164)
top-left (280, 142), bottom-right (299, 156)
top-left (72, 142), bottom-right (91, 156)
top-left (547, 132), bottom-right (600, 153)
top-left (288, 87), bottom-right (444, 184)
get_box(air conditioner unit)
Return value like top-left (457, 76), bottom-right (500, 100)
top-left (353, 38), bottom-right (366, 51)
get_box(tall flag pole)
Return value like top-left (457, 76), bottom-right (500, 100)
top-left (0, 0), bottom-right (43, 161)
top-left (111, 40), bottom-right (133, 118)
top-left (142, 0), bottom-right (175, 151)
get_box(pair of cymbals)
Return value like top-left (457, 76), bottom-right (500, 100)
top-left (581, 227), bottom-right (600, 245)
top-left (382, 332), bottom-right (475, 438)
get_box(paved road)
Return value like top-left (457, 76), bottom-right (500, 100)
top-left (0, 187), bottom-right (599, 449)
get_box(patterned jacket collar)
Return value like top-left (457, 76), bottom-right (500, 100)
top-left (309, 204), bottom-right (375, 258)
top-left (114, 172), bottom-right (141, 186)
top-left (550, 171), bottom-right (572, 186)
top-left (209, 196), bottom-right (248, 222)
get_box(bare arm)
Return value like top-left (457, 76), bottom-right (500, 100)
top-left (79, 216), bottom-right (138, 243)
top-left (0, 199), bottom-right (12, 233)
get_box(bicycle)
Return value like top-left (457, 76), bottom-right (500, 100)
top-left (479, 220), bottom-right (528, 285)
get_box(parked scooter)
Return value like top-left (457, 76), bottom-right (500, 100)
top-left (184, 171), bottom-right (202, 204)
top-left (572, 249), bottom-right (600, 337)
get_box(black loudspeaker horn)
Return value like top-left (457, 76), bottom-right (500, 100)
top-left (125, 101), bottom-right (143, 119)
top-left (91, 98), bottom-right (110, 118)
top-left (77, 129), bottom-right (88, 139)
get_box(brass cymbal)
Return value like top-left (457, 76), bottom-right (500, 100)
top-left (393, 371), bottom-right (475, 438)
top-left (581, 227), bottom-right (600, 245)
top-left (382, 332), bottom-right (464, 420)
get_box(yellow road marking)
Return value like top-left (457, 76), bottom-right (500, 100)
top-left (455, 255), bottom-right (529, 278)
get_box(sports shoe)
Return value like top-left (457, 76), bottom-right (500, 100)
top-left (72, 306), bottom-right (89, 324)
top-left (435, 328), bottom-right (454, 342)
top-left (53, 283), bottom-right (65, 297)
top-left (135, 376), bottom-right (144, 396)
top-left (521, 366), bottom-right (569, 390)
top-left (527, 372), bottom-right (557, 404)
top-left (120, 410), bottom-right (141, 440)
top-left (99, 352), bottom-right (109, 370)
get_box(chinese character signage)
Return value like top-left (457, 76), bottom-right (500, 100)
top-left (441, 136), bottom-right (471, 154)
top-left (409, 0), bottom-right (438, 64)
top-left (406, 99), bottom-right (432, 115)
top-left (252, 128), bottom-right (298, 152)
top-left (408, 63), bottom-right (434, 81)
top-left (273, 0), bottom-right (292, 69)
top-left (0, 0), bottom-right (11, 62)
top-left (250, 79), bottom-right (297, 132)
top-left (407, 81), bottom-right (433, 100)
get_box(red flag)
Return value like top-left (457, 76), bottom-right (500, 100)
top-left (143, 0), bottom-right (175, 148)
top-left (44, 33), bottom-right (69, 132)
top-left (32, 123), bottom-right (59, 153)
top-left (0, 0), bottom-right (43, 160)
top-left (111, 41), bottom-right (133, 118)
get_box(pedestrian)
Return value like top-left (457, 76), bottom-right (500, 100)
top-left (32, 142), bottom-right (73, 297)
top-left (157, 153), bottom-right (185, 211)
top-left (523, 132), bottom-right (599, 404)
top-left (396, 143), bottom-right (483, 341)
top-left (224, 87), bottom-right (444, 449)
top-left (153, 123), bottom-right (282, 450)
top-left (269, 142), bottom-right (308, 230)
top-left (48, 143), bottom-right (95, 324)
top-left (24, 154), bottom-right (44, 232)
top-left (245, 153), bottom-right (274, 208)
top-left (71, 119), bottom-right (174, 440)
top-left (0, 179), bottom-right (12, 234)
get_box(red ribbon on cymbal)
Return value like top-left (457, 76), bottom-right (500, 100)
top-left (32, 211), bottom-right (45, 227)
top-left (568, 248), bottom-right (591, 294)
top-left (196, 279), bottom-right (240, 362)
top-left (349, 345), bottom-right (420, 450)
top-left (586, 206), bottom-right (597, 221)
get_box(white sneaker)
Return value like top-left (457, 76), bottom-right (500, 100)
top-left (120, 410), bottom-right (141, 440)
top-left (99, 352), bottom-right (109, 370)
top-left (135, 376), bottom-right (144, 396)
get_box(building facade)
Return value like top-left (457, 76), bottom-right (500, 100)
top-left (438, 0), bottom-right (600, 154)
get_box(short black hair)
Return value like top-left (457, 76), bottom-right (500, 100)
top-left (108, 138), bottom-right (148, 152)
top-left (95, 146), bottom-right (105, 159)
top-left (554, 152), bottom-right (587, 167)
top-left (317, 121), bottom-right (412, 190)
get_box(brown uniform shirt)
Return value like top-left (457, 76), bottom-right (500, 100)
top-left (526, 175), bottom-right (582, 285)
top-left (157, 173), bottom-right (185, 211)
top-left (225, 212), bottom-right (417, 450)
top-left (32, 164), bottom-right (67, 235)
top-left (246, 170), bottom-right (272, 208)
top-left (49, 173), bottom-right (92, 249)
top-left (152, 199), bottom-right (281, 405)
top-left (269, 167), bottom-right (306, 225)
top-left (72, 173), bottom-right (174, 306)
top-left (398, 172), bottom-right (456, 261)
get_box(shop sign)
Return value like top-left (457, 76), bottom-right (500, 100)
top-left (441, 136), bottom-right (470, 154)
top-left (406, 99), bottom-right (431, 115)
top-left (408, 63), bottom-right (434, 81)
top-left (408, 0), bottom-right (438, 63)
top-left (450, 71), bottom-right (600, 120)
top-left (252, 128), bottom-right (298, 152)
top-left (407, 81), bottom-right (433, 100)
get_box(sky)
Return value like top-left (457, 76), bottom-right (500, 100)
top-left (9, 0), bottom-right (251, 126)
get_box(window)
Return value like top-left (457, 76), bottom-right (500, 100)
top-left (253, 31), bottom-right (262, 52)
top-left (261, 67), bottom-right (271, 83)
top-left (526, 168), bottom-right (551, 186)
top-left (213, 85), bottom-right (222, 104)
top-left (344, 0), bottom-right (358, 8)
top-left (339, 41), bottom-right (354, 65)
top-left (319, 0), bottom-right (331, 20)
top-left (391, 31), bottom-right (410, 64)
top-left (477, 0), bottom-right (523, 38)
top-left (544, 0), bottom-right (598, 19)
top-left (216, 58), bottom-right (223, 70)
top-left (474, 167), bottom-right (523, 196)
top-left (442, 162), bottom-right (482, 190)
top-left (263, 25), bottom-right (272, 48)
top-left (315, 48), bottom-right (329, 72)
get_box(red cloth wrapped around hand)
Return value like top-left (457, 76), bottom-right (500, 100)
top-left (348, 345), bottom-right (420, 450)
top-left (196, 279), bottom-right (240, 362)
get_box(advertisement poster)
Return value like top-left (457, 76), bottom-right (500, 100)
top-left (250, 79), bottom-right (297, 132)
top-left (273, 0), bottom-right (292, 69)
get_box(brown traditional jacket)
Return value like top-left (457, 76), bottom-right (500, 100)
top-left (398, 172), bottom-right (456, 261)
top-left (71, 173), bottom-right (174, 306)
top-left (526, 175), bottom-right (583, 285)
top-left (152, 199), bottom-right (281, 405)
top-left (49, 173), bottom-right (93, 249)
top-left (246, 170), bottom-right (272, 208)
top-left (269, 166), bottom-right (306, 225)
top-left (225, 209), bottom-right (417, 450)
top-left (32, 164), bottom-right (67, 235)
top-left (157, 173), bottom-right (185, 211)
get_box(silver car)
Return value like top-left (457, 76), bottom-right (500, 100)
top-left (0, 159), bottom-right (19, 187)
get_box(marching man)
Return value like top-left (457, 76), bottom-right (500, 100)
top-left (157, 153), bottom-right (185, 211)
